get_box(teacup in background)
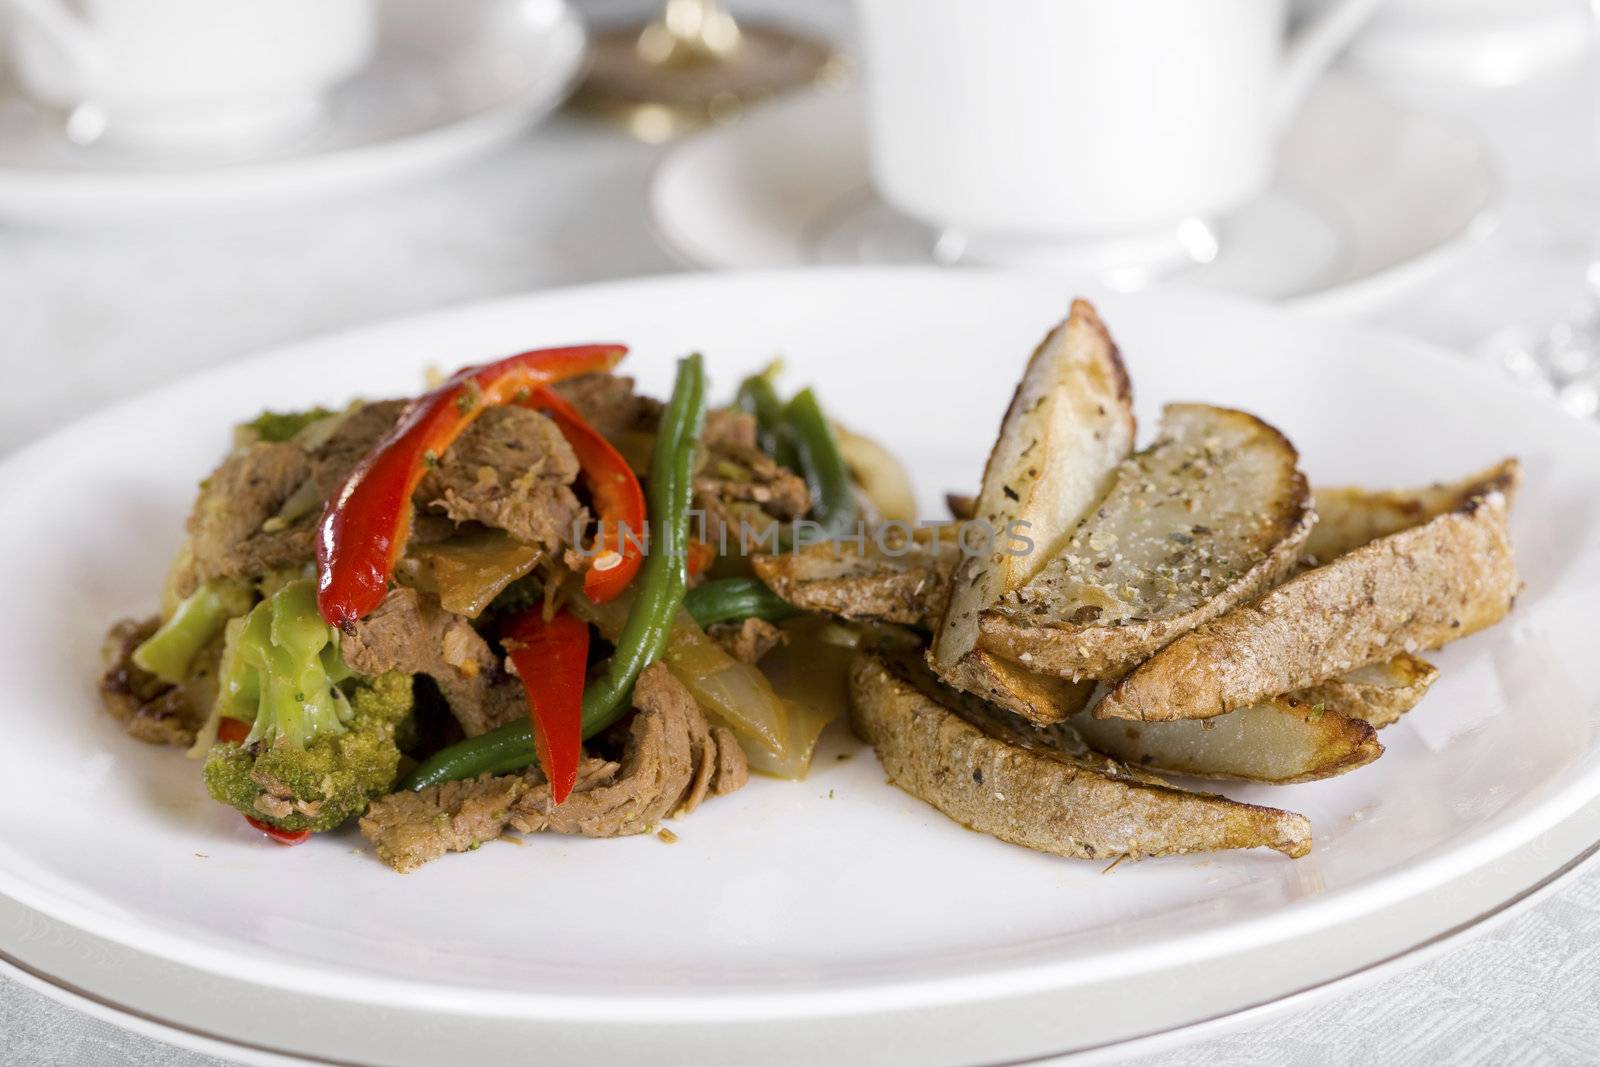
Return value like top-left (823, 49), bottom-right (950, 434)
top-left (4, 0), bottom-right (375, 148)
top-left (855, 0), bottom-right (1386, 272)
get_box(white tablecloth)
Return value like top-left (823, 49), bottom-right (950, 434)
top-left (4, 2), bottom-right (1600, 1063)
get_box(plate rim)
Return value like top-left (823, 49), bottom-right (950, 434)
top-left (0, 267), bottom-right (1594, 1023)
top-left (4, 823), bottom-right (1597, 1066)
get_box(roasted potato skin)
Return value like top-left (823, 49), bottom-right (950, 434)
top-left (931, 300), bottom-right (1136, 691)
top-left (979, 404), bottom-right (1313, 681)
top-left (753, 533), bottom-right (954, 627)
top-left (850, 652), bottom-right (1313, 860)
top-left (1305, 459), bottom-right (1520, 565)
top-left (1098, 462), bottom-right (1519, 722)
top-left (1293, 654), bottom-right (1437, 730)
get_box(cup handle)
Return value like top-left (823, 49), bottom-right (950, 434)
top-left (1275, 0), bottom-right (1387, 124)
top-left (5, 0), bottom-right (104, 100)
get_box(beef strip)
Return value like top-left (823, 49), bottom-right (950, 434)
top-left (550, 374), bottom-right (661, 441)
top-left (708, 617), bottom-right (787, 664)
top-left (416, 406), bottom-right (584, 552)
top-left (702, 408), bottom-right (758, 450)
top-left (694, 440), bottom-right (811, 552)
top-left (359, 664), bottom-right (748, 872)
top-left (188, 399), bottom-right (584, 585)
top-left (99, 618), bottom-right (204, 746)
top-left (339, 587), bottom-right (523, 737)
top-left (187, 442), bottom-right (313, 583)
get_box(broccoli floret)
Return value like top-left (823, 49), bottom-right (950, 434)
top-left (132, 579), bottom-right (253, 685)
top-left (201, 580), bottom-right (414, 832)
top-left (240, 407), bottom-right (336, 444)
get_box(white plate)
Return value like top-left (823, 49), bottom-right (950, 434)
top-left (0, 270), bottom-right (1595, 1065)
top-left (650, 83), bottom-right (1499, 312)
top-left (0, 0), bottom-right (586, 225)
top-left (4, 797), bottom-right (1598, 1066)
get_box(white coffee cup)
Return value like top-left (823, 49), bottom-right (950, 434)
top-left (4, 0), bottom-right (376, 148)
top-left (856, 0), bottom-right (1386, 270)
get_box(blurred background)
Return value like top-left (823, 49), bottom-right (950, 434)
top-left (0, 0), bottom-right (1597, 454)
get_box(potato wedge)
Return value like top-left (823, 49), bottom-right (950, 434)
top-left (930, 300), bottom-right (1136, 681)
top-left (1305, 459), bottom-right (1521, 564)
top-left (1098, 461), bottom-right (1519, 722)
top-left (1292, 654), bottom-right (1437, 730)
top-left (980, 403), bottom-right (1313, 680)
top-left (953, 647), bottom-right (1097, 724)
top-left (850, 652), bottom-right (1312, 860)
top-left (753, 527), bottom-right (957, 627)
top-left (1070, 697), bottom-right (1381, 784)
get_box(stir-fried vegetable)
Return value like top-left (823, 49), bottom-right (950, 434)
top-left (503, 608), bottom-right (589, 804)
top-left (315, 344), bottom-right (627, 630)
top-left (401, 353), bottom-right (708, 790)
top-left (684, 577), bottom-right (798, 629)
top-left (785, 387), bottom-right (860, 541)
top-left (526, 385), bottom-right (646, 604)
top-left (735, 369), bottom-right (798, 470)
top-left (834, 423), bottom-right (918, 523)
top-left (201, 580), bottom-right (414, 832)
top-left (658, 609), bottom-right (791, 759)
top-left (405, 528), bottom-right (541, 618)
top-left (242, 407), bottom-right (336, 444)
top-left (131, 579), bottom-right (252, 685)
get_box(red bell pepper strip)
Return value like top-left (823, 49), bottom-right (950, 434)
top-left (316, 344), bottom-right (627, 630)
top-left (502, 608), bottom-right (590, 805)
top-left (244, 815), bottom-right (311, 846)
top-left (523, 385), bottom-right (647, 604)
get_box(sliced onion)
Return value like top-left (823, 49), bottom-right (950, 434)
top-left (740, 618), bottom-right (853, 778)
top-left (834, 423), bottom-right (917, 523)
top-left (660, 611), bottom-right (789, 758)
top-left (405, 529), bottom-right (541, 618)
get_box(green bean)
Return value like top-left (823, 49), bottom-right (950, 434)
top-left (784, 387), bottom-right (859, 540)
top-left (402, 354), bottom-right (707, 790)
top-left (683, 577), bottom-right (798, 629)
top-left (735, 373), bottom-right (799, 471)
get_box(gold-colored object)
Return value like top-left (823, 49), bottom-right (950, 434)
top-left (571, 0), bottom-right (843, 143)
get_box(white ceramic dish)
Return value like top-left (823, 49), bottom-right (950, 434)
top-left (0, 270), bottom-right (1594, 1065)
top-left (650, 82), bottom-right (1499, 312)
top-left (0, 0), bottom-right (586, 225)
top-left (4, 797), bottom-right (1597, 1066)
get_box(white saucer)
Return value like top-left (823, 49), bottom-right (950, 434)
top-left (0, 0), bottom-right (586, 225)
top-left (651, 81), bottom-right (1500, 311)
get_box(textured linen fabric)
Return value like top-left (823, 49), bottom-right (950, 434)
top-left (4, 2), bottom-right (1600, 1064)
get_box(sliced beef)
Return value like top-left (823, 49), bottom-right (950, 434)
top-left (187, 442), bottom-right (313, 583)
top-left (702, 408), bottom-right (758, 450)
top-left (694, 441), bottom-right (811, 552)
top-left (359, 664), bottom-right (748, 872)
top-left (188, 398), bottom-right (585, 584)
top-left (513, 664), bottom-right (748, 837)
top-left (339, 587), bottom-right (523, 737)
top-left (99, 618), bottom-right (205, 747)
top-left (359, 771), bottom-right (541, 874)
top-left (416, 406), bottom-right (584, 552)
top-left (708, 617), bottom-right (786, 664)
top-left (551, 374), bottom-right (661, 441)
